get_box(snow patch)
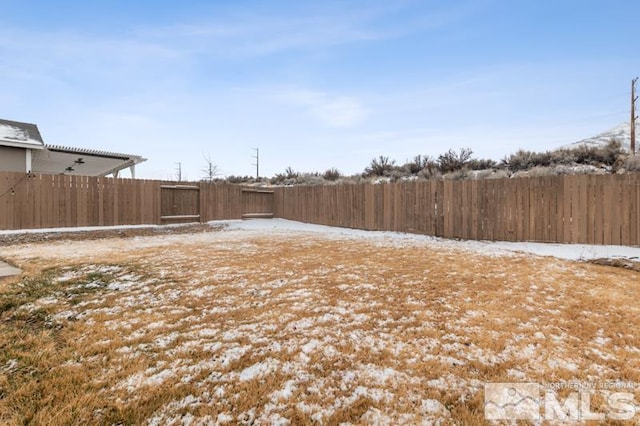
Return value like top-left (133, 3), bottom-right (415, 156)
top-left (239, 359), bottom-right (278, 381)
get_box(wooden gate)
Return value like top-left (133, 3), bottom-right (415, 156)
top-left (241, 188), bottom-right (274, 219)
top-left (161, 184), bottom-right (200, 223)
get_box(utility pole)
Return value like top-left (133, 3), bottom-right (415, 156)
top-left (175, 162), bottom-right (182, 182)
top-left (251, 148), bottom-right (259, 180)
top-left (632, 78), bottom-right (638, 155)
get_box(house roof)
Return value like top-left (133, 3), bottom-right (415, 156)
top-left (0, 118), bottom-right (45, 149)
top-left (0, 118), bottom-right (147, 177)
top-left (33, 145), bottom-right (147, 177)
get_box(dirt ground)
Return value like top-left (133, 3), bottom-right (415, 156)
top-left (0, 222), bottom-right (639, 425)
top-left (0, 223), bottom-right (221, 246)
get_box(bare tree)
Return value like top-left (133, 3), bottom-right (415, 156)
top-left (201, 154), bottom-right (220, 182)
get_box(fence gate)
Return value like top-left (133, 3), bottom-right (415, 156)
top-left (241, 188), bottom-right (274, 219)
top-left (161, 184), bottom-right (200, 223)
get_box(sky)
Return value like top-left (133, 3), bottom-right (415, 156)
top-left (1, 0), bottom-right (639, 180)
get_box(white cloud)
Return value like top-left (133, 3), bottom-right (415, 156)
top-left (132, 1), bottom-right (480, 58)
top-left (139, 4), bottom-right (397, 57)
top-left (280, 90), bottom-right (369, 127)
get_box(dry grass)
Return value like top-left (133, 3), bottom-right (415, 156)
top-left (0, 227), bottom-right (639, 425)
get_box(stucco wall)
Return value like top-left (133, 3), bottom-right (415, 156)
top-left (0, 146), bottom-right (26, 172)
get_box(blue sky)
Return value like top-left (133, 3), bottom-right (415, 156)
top-left (1, 0), bottom-right (639, 180)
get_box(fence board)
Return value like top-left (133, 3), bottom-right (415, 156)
top-left (632, 174), bottom-right (640, 245)
top-left (636, 174), bottom-right (640, 244)
top-left (621, 175), bottom-right (631, 246)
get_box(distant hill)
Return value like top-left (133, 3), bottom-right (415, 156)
top-left (559, 122), bottom-right (632, 152)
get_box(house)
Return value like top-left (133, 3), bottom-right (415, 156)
top-left (0, 118), bottom-right (146, 177)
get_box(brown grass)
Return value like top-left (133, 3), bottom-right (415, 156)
top-left (0, 228), bottom-right (639, 424)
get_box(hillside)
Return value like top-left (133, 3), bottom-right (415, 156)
top-left (559, 122), bottom-right (632, 151)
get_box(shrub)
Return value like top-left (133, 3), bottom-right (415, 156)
top-left (271, 167), bottom-right (300, 185)
top-left (551, 164), bottom-right (602, 175)
top-left (624, 154), bottom-right (640, 172)
top-left (365, 156), bottom-right (396, 177)
top-left (512, 166), bottom-right (554, 178)
top-left (467, 158), bottom-right (498, 170)
top-left (293, 173), bottom-right (325, 186)
top-left (550, 140), bottom-right (624, 168)
top-left (469, 169), bottom-right (510, 180)
top-left (443, 169), bottom-right (470, 180)
top-left (337, 175), bottom-right (366, 184)
top-left (323, 168), bottom-right (342, 181)
top-left (226, 175), bottom-right (255, 184)
top-left (503, 150), bottom-right (552, 171)
top-left (437, 148), bottom-right (473, 173)
top-left (270, 174), bottom-right (286, 185)
top-left (401, 155), bottom-right (432, 175)
top-left (284, 167), bottom-right (299, 179)
top-left (388, 169), bottom-right (409, 182)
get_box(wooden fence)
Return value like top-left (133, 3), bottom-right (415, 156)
top-left (0, 172), bottom-right (160, 230)
top-left (0, 171), bottom-right (242, 230)
top-left (273, 174), bottom-right (640, 246)
top-left (1, 170), bottom-right (639, 246)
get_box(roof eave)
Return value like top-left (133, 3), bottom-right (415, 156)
top-left (45, 144), bottom-right (145, 162)
top-left (99, 159), bottom-right (139, 178)
top-left (0, 140), bottom-right (45, 150)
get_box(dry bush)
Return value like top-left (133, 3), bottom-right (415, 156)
top-left (365, 156), bottom-right (396, 177)
top-left (295, 173), bottom-right (325, 185)
top-left (322, 168), bottom-right (342, 181)
top-left (552, 140), bottom-right (624, 167)
top-left (468, 169), bottom-right (510, 180)
top-left (506, 140), bottom-right (625, 173)
top-left (336, 175), bottom-right (367, 185)
top-left (624, 154), bottom-right (640, 172)
top-left (504, 150), bottom-right (553, 171)
top-left (417, 164), bottom-right (441, 180)
top-left (442, 169), bottom-right (470, 180)
top-left (400, 155), bottom-right (437, 176)
top-left (437, 148), bottom-right (473, 173)
top-left (226, 175), bottom-right (257, 184)
top-left (466, 158), bottom-right (498, 170)
top-left (551, 164), bottom-right (604, 175)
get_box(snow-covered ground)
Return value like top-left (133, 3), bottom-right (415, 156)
top-left (222, 218), bottom-right (640, 261)
top-left (1, 218), bottom-right (639, 424)
top-left (2, 218), bottom-right (638, 262)
top-left (558, 122), bottom-right (630, 151)
top-left (0, 222), bottom-right (191, 235)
